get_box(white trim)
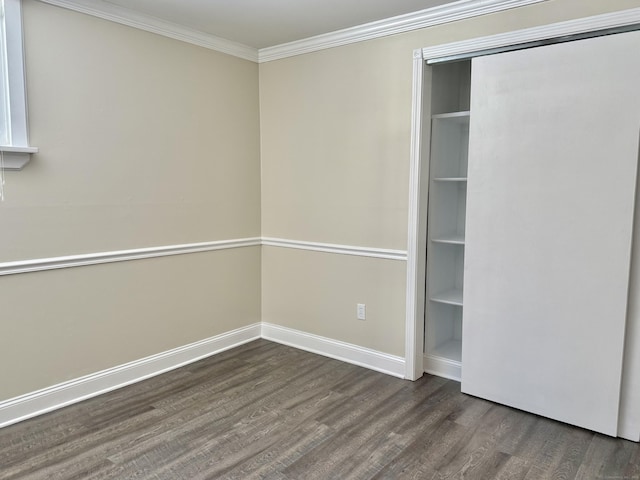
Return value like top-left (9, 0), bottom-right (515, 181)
top-left (36, 0), bottom-right (258, 62)
top-left (421, 7), bottom-right (640, 61)
top-left (0, 145), bottom-right (38, 153)
top-left (1, 146), bottom-right (39, 171)
top-left (262, 237), bottom-right (407, 261)
top-left (0, 237), bottom-right (405, 276)
top-left (424, 354), bottom-right (461, 382)
top-left (0, 323), bottom-right (262, 429)
top-left (0, 237), bottom-right (262, 276)
top-left (404, 49), bottom-right (428, 381)
top-left (258, 0), bottom-right (545, 62)
top-left (261, 323), bottom-right (405, 378)
top-left (1, 149), bottom-right (36, 170)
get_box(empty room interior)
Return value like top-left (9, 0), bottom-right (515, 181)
top-left (2, 0), bottom-right (640, 478)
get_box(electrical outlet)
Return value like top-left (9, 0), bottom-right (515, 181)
top-left (357, 303), bottom-right (366, 320)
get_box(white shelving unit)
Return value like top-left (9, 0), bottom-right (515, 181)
top-left (424, 60), bottom-right (471, 381)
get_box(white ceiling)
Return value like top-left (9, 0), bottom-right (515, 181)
top-left (101, 0), bottom-right (459, 49)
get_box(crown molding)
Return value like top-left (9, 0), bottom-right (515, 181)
top-left (36, 0), bottom-right (259, 62)
top-left (258, 0), bottom-right (546, 63)
top-left (36, 0), bottom-right (544, 64)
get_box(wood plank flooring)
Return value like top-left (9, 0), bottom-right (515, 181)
top-left (1, 339), bottom-right (638, 479)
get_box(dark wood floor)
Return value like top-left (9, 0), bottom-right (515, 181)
top-left (1, 340), bottom-right (639, 480)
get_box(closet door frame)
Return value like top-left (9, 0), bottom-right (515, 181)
top-left (404, 7), bottom-right (640, 440)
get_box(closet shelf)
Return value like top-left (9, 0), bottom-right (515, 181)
top-left (433, 177), bottom-right (467, 182)
top-left (432, 111), bottom-right (470, 122)
top-left (432, 233), bottom-right (465, 245)
top-left (430, 288), bottom-right (463, 306)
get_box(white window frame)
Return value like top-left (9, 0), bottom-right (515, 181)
top-left (1, 0), bottom-right (37, 170)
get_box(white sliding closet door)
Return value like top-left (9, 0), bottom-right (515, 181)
top-left (461, 31), bottom-right (640, 436)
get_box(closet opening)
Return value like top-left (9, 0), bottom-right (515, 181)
top-left (406, 11), bottom-right (640, 440)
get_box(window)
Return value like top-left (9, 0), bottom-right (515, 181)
top-left (0, 0), bottom-right (37, 171)
top-left (0, 6), bottom-right (10, 147)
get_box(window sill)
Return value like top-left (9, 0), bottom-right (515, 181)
top-left (1, 146), bottom-right (39, 170)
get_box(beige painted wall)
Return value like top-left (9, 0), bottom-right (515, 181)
top-left (262, 246), bottom-right (406, 356)
top-left (260, 0), bottom-right (640, 357)
top-left (1, 247), bottom-right (261, 400)
top-left (0, 1), bottom-right (261, 400)
top-left (2, 0), bottom-right (261, 261)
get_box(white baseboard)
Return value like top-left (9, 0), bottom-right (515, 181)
top-left (0, 322), bottom-right (404, 429)
top-left (4, 323), bottom-right (635, 440)
top-left (261, 323), bottom-right (405, 378)
top-left (0, 322), bottom-right (405, 429)
top-left (424, 354), bottom-right (461, 382)
top-left (0, 323), bottom-right (261, 429)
